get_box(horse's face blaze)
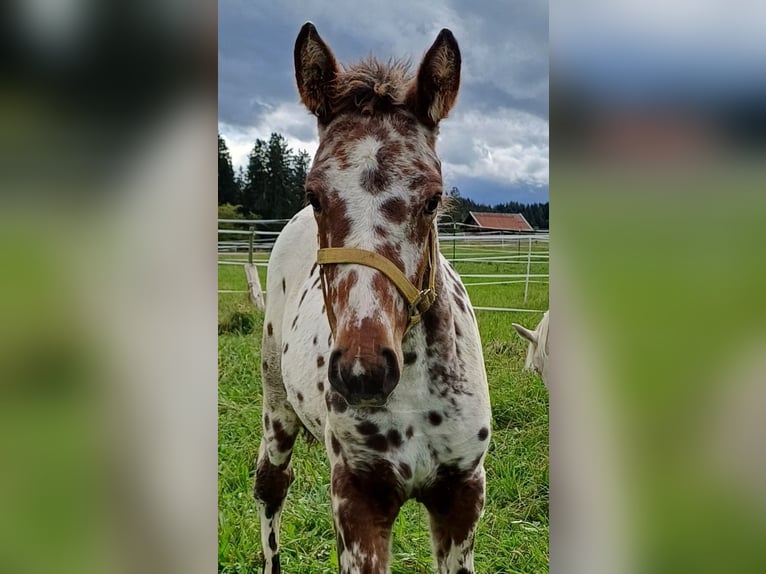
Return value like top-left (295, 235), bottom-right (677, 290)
top-left (303, 118), bottom-right (443, 404)
top-left (307, 114), bottom-right (442, 405)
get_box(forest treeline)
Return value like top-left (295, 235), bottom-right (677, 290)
top-left (218, 132), bottom-right (310, 220)
top-left (219, 133), bottom-right (548, 229)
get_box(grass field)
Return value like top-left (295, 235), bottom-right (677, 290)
top-left (218, 243), bottom-right (549, 573)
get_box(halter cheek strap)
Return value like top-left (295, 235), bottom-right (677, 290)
top-left (316, 226), bottom-right (438, 337)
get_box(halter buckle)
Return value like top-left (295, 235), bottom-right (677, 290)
top-left (409, 287), bottom-right (437, 317)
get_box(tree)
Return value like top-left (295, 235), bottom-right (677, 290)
top-left (218, 134), bottom-right (240, 205)
top-left (240, 133), bottom-right (312, 219)
top-left (242, 139), bottom-right (268, 218)
top-left (266, 133), bottom-right (292, 219)
top-left (444, 186), bottom-right (469, 223)
top-left (289, 150), bottom-right (312, 215)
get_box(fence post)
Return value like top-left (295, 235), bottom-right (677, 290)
top-left (524, 236), bottom-right (532, 303)
top-left (452, 220), bottom-right (456, 263)
top-left (248, 225), bottom-right (255, 265)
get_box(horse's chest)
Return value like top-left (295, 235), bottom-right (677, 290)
top-left (327, 389), bottom-right (490, 493)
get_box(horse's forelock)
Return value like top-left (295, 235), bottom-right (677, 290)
top-left (330, 58), bottom-right (414, 117)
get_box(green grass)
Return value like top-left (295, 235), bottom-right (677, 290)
top-left (218, 245), bottom-right (549, 573)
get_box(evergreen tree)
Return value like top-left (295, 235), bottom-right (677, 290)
top-left (289, 150), bottom-right (312, 215)
top-left (218, 134), bottom-right (240, 205)
top-left (266, 133), bottom-right (292, 219)
top-left (234, 166), bottom-right (246, 202)
top-left (240, 133), bottom-right (313, 219)
top-left (242, 139), bottom-right (268, 218)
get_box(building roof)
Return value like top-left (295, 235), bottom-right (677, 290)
top-left (465, 211), bottom-right (534, 232)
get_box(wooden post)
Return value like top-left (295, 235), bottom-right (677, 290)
top-left (244, 225), bottom-right (265, 309)
top-left (244, 263), bottom-right (265, 310)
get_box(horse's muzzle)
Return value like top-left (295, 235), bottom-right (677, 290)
top-left (328, 347), bottom-right (400, 406)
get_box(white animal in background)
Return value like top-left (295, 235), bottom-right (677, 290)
top-left (513, 310), bottom-right (549, 384)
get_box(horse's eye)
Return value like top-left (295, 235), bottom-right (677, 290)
top-left (306, 191), bottom-right (321, 213)
top-left (424, 194), bottom-right (441, 215)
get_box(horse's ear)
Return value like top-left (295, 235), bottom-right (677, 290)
top-left (294, 22), bottom-right (339, 122)
top-left (513, 323), bottom-right (538, 345)
top-left (408, 29), bottom-right (461, 127)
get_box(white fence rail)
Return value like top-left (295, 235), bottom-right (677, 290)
top-left (218, 218), bottom-right (548, 313)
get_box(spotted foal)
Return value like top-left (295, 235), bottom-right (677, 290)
top-left (254, 23), bottom-right (492, 574)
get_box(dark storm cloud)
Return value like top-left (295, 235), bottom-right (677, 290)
top-left (218, 0), bottom-right (549, 199)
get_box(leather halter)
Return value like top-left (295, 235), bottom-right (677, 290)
top-left (316, 226), bottom-right (438, 337)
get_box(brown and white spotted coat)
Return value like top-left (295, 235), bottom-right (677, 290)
top-left (254, 23), bottom-right (491, 574)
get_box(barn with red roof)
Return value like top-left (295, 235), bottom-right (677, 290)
top-left (463, 211), bottom-right (534, 232)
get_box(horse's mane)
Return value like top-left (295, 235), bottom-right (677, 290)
top-left (330, 57), bottom-right (414, 117)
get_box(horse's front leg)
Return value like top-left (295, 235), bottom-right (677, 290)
top-left (330, 460), bottom-right (403, 574)
top-left (253, 351), bottom-right (301, 574)
top-left (421, 465), bottom-right (486, 574)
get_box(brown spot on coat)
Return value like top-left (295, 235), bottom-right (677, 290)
top-left (418, 465), bottom-right (484, 549)
top-left (366, 434), bottom-right (389, 452)
top-left (334, 269), bottom-right (358, 311)
top-left (331, 433), bottom-right (341, 455)
top-left (267, 323), bottom-right (273, 336)
top-left (326, 392), bottom-right (348, 413)
top-left (319, 191), bottom-right (352, 245)
top-left (282, 278), bottom-right (286, 293)
top-left (361, 165), bottom-right (390, 194)
top-left (317, 356), bottom-right (325, 367)
top-left (478, 427), bottom-right (489, 441)
top-left (403, 352), bottom-right (417, 365)
top-left (331, 461), bottom-right (403, 571)
top-left (405, 425), bottom-right (414, 438)
top-left (271, 420), bottom-right (297, 453)
top-left (428, 411), bottom-right (443, 425)
top-left (254, 458), bottom-right (294, 519)
top-left (380, 197), bottom-right (408, 224)
top-left (387, 429), bottom-right (402, 448)
top-left (356, 421), bottom-right (379, 435)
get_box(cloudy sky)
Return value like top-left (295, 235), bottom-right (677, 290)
top-left (218, 0), bottom-right (548, 205)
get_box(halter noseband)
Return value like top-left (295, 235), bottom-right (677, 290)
top-left (316, 226), bottom-right (438, 337)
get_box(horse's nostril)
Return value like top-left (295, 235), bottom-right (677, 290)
top-left (328, 349), bottom-right (346, 394)
top-left (380, 347), bottom-right (400, 395)
top-left (326, 346), bottom-right (400, 405)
